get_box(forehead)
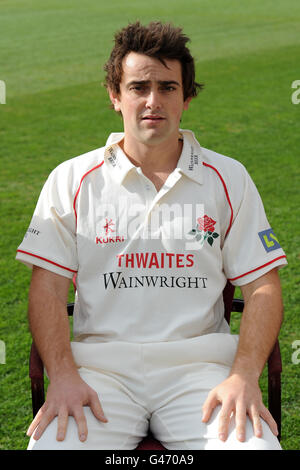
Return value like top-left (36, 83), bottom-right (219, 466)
top-left (121, 52), bottom-right (182, 84)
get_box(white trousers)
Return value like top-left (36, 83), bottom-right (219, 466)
top-left (28, 333), bottom-right (281, 450)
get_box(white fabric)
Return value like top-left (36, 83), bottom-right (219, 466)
top-left (16, 130), bottom-right (287, 343)
top-left (28, 334), bottom-right (281, 450)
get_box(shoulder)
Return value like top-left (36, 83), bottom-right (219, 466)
top-left (200, 146), bottom-right (257, 214)
top-left (201, 146), bottom-right (248, 179)
top-left (46, 146), bottom-right (106, 194)
top-left (52, 146), bottom-right (105, 179)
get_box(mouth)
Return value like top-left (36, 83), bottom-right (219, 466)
top-left (141, 115), bottom-right (165, 121)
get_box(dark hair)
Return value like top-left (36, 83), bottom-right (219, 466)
top-left (104, 21), bottom-right (204, 101)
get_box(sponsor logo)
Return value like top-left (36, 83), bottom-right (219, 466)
top-left (107, 146), bottom-right (117, 167)
top-left (96, 218), bottom-right (125, 245)
top-left (116, 252), bottom-right (194, 269)
top-left (24, 227), bottom-right (41, 238)
top-left (103, 218), bottom-right (115, 235)
top-left (101, 251), bottom-right (207, 290)
top-left (96, 236), bottom-right (125, 244)
top-left (102, 272), bottom-right (207, 290)
top-left (188, 146), bottom-right (199, 171)
top-left (188, 214), bottom-right (219, 247)
top-left (258, 228), bottom-right (281, 253)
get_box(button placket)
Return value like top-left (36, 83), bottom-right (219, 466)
top-left (138, 172), bottom-right (157, 240)
top-left (142, 169), bottom-right (183, 241)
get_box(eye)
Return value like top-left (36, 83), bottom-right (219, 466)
top-left (129, 85), bottom-right (148, 93)
top-left (161, 85), bottom-right (176, 92)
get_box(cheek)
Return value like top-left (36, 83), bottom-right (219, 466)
top-left (122, 99), bottom-right (141, 118)
top-left (170, 105), bottom-right (184, 121)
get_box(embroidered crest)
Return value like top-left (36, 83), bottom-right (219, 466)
top-left (189, 215), bottom-right (219, 246)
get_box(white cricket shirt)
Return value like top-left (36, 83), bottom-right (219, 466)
top-left (16, 130), bottom-right (287, 342)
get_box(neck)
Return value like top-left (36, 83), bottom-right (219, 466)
top-left (120, 135), bottom-right (183, 174)
top-left (119, 135), bottom-right (183, 192)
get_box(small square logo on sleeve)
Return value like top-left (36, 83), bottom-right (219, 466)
top-left (258, 229), bottom-right (281, 253)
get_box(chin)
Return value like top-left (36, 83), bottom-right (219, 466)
top-left (140, 128), bottom-right (173, 145)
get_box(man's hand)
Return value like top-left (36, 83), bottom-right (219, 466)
top-left (27, 266), bottom-right (108, 443)
top-left (201, 373), bottom-right (278, 442)
top-left (202, 268), bottom-right (283, 443)
top-left (27, 370), bottom-right (108, 442)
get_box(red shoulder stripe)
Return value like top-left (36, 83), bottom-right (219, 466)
top-left (73, 161), bottom-right (104, 222)
top-left (202, 162), bottom-right (233, 237)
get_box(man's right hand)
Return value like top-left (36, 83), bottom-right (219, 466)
top-left (27, 266), bottom-right (108, 443)
top-left (27, 370), bottom-right (108, 442)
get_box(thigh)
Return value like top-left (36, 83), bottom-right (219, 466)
top-left (150, 364), bottom-right (281, 451)
top-left (28, 367), bottom-right (150, 450)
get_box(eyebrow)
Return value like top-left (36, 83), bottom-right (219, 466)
top-left (126, 80), bottom-right (181, 88)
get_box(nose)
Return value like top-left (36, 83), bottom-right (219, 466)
top-left (145, 89), bottom-right (161, 110)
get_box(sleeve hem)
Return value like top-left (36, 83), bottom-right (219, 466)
top-left (227, 255), bottom-right (287, 286)
top-left (16, 249), bottom-right (77, 279)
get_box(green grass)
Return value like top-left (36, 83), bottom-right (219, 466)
top-left (0, 0), bottom-right (300, 450)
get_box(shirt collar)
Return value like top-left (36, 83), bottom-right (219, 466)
top-left (176, 129), bottom-right (204, 185)
top-left (104, 133), bottom-right (136, 184)
top-left (104, 129), bottom-right (204, 185)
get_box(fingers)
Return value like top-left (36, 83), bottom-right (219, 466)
top-left (27, 389), bottom-right (108, 444)
top-left (30, 407), bottom-right (56, 441)
top-left (219, 402), bottom-right (270, 442)
top-left (234, 401), bottom-right (247, 441)
top-left (73, 407), bottom-right (88, 442)
top-left (217, 400), bottom-right (235, 442)
top-left (248, 406), bottom-right (263, 439)
top-left (26, 406), bottom-right (44, 437)
top-left (56, 408), bottom-right (68, 441)
top-left (258, 406), bottom-right (278, 436)
top-left (89, 391), bottom-right (108, 423)
top-left (201, 393), bottom-right (219, 423)
top-left (201, 392), bottom-right (278, 443)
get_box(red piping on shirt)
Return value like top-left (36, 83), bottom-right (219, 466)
top-left (73, 161), bottom-right (104, 222)
top-left (228, 255), bottom-right (287, 281)
top-left (17, 250), bottom-right (78, 274)
top-left (202, 162), bottom-right (233, 237)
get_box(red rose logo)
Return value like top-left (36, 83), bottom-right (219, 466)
top-left (189, 214), bottom-right (219, 247)
top-left (197, 215), bottom-right (216, 233)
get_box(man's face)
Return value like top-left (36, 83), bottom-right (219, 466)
top-left (109, 52), bottom-right (191, 148)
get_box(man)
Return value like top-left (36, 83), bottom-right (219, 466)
top-left (17, 22), bottom-right (287, 450)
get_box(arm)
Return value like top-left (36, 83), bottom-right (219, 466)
top-left (202, 268), bottom-right (283, 441)
top-left (27, 266), bottom-right (107, 443)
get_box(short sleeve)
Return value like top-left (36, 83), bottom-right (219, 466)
top-left (16, 164), bottom-right (78, 278)
top-left (222, 167), bottom-right (287, 286)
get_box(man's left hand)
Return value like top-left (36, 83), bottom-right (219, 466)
top-left (201, 373), bottom-right (278, 442)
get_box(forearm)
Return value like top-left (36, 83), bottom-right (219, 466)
top-left (230, 269), bottom-right (283, 380)
top-left (28, 266), bottom-right (77, 379)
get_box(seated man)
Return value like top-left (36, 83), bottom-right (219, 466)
top-left (16, 21), bottom-right (287, 450)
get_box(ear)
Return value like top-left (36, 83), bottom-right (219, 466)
top-left (108, 88), bottom-right (121, 112)
top-left (183, 96), bottom-right (192, 111)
